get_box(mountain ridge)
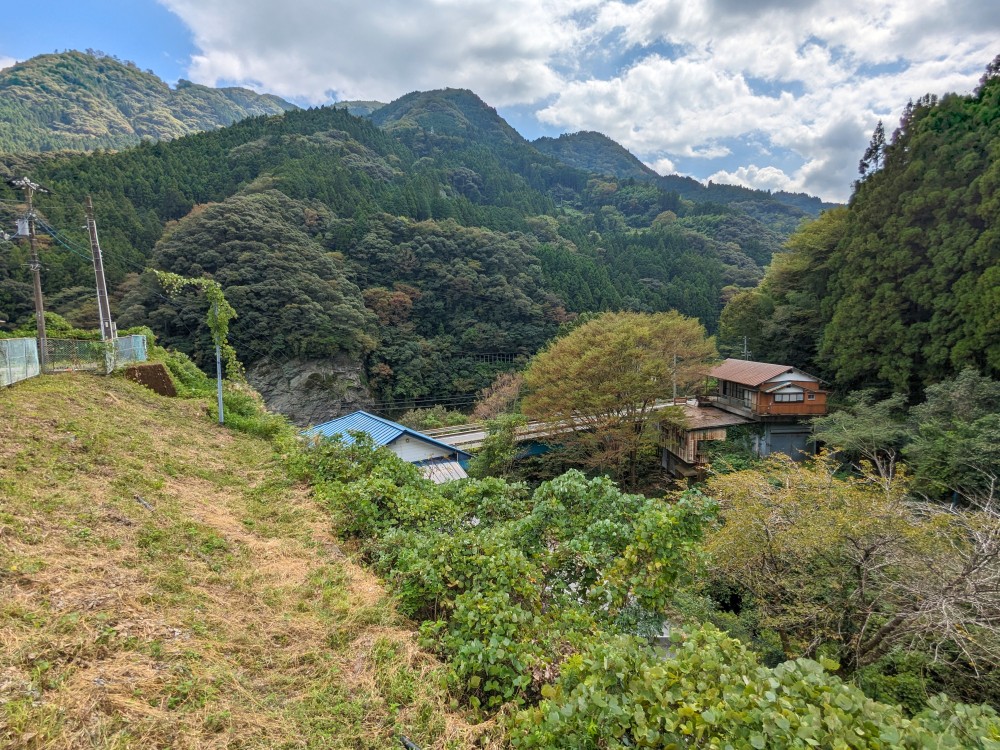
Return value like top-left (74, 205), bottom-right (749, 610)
top-left (0, 50), bottom-right (296, 153)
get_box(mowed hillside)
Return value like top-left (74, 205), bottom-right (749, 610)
top-left (0, 374), bottom-right (488, 749)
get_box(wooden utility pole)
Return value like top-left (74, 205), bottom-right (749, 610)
top-left (84, 196), bottom-right (114, 341)
top-left (8, 177), bottom-right (48, 363)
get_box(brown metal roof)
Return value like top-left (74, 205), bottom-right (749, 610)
top-left (675, 403), bottom-right (753, 431)
top-left (708, 359), bottom-right (798, 387)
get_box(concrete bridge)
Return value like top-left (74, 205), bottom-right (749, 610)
top-left (422, 401), bottom-right (682, 452)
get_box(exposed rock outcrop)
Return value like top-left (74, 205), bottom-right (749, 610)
top-left (247, 355), bottom-right (371, 427)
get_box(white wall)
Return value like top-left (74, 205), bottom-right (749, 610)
top-left (765, 369), bottom-right (820, 385)
top-left (389, 435), bottom-right (454, 463)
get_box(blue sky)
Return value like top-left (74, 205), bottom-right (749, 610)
top-left (3, 0), bottom-right (997, 202)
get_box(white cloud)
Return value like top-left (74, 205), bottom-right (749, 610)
top-left (708, 165), bottom-right (794, 193)
top-left (160, 0), bottom-right (598, 105)
top-left (0, 56), bottom-right (16, 71)
top-left (647, 156), bottom-right (676, 175)
top-left (158, 0), bottom-right (1000, 201)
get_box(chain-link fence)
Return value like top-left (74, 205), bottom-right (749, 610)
top-left (42, 335), bottom-right (148, 374)
top-left (1, 335), bottom-right (148, 386)
top-left (0, 338), bottom-right (41, 387)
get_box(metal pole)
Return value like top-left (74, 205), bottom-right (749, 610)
top-left (26, 188), bottom-right (46, 368)
top-left (8, 177), bottom-right (48, 370)
top-left (672, 353), bottom-right (678, 402)
top-left (85, 195), bottom-right (114, 341)
top-left (214, 302), bottom-right (224, 425)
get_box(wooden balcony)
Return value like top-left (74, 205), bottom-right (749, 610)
top-left (756, 401), bottom-right (828, 417)
top-left (708, 394), bottom-right (827, 419)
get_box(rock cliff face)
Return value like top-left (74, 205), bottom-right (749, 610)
top-left (247, 355), bottom-right (371, 427)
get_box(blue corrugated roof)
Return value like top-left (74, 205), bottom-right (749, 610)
top-left (302, 410), bottom-right (471, 460)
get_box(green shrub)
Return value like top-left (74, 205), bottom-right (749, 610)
top-left (511, 626), bottom-right (1000, 749)
top-left (297, 435), bottom-right (1000, 747)
top-left (374, 526), bottom-right (539, 620)
top-left (423, 589), bottom-right (545, 710)
top-left (397, 405), bottom-right (468, 430)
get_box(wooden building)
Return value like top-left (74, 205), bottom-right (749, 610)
top-left (660, 403), bottom-right (752, 477)
top-left (708, 359), bottom-right (829, 419)
top-left (661, 359), bottom-right (830, 477)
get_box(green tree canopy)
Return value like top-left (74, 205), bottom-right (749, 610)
top-left (522, 310), bottom-right (718, 487)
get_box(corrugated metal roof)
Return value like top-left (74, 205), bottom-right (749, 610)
top-left (417, 458), bottom-right (469, 484)
top-left (708, 359), bottom-right (797, 387)
top-left (676, 403), bottom-right (753, 430)
top-left (303, 410), bottom-right (405, 446)
top-left (302, 410), bottom-right (471, 460)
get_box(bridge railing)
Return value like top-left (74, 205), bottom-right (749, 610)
top-left (423, 423), bottom-right (486, 438)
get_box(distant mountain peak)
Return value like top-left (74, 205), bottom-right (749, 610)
top-left (0, 50), bottom-right (296, 153)
top-left (533, 130), bottom-right (661, 182)
top-left (370, 88), bottom-right (526, 146)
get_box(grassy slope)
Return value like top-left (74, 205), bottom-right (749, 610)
top-left (0, 374), bottom-right (489, 749)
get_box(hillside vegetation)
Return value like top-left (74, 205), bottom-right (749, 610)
top-left (0, 51), bottom-right (295, 153)
top-left (0, 83), bottom-right (832, 418)
top-left (0, 374), bottom-right (488, 749)
top-left (722, 58), bottom-right (1000, 394)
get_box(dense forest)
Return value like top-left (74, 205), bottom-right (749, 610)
top-left (0, 62), bottom-right (831, 415)
top-left (721, 60), bottom-right (1000, 394)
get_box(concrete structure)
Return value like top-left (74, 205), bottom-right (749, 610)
top-left (303, 410), bottom-right (472, 483)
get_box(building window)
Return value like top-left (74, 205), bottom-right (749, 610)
top-left (807, 393), bottom-right (816, 400)
top-left (775, 392), bottom-right (804, 403)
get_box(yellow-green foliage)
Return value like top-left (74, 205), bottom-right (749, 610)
top-left (705, 454), bottom-right (999, 674)
top-left (523, 310), bottom-right (717, 487)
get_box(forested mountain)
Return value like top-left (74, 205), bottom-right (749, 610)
top-left (0, 50), bottom-right (295, 153)
top-left (721, 59), bottom-right (1000, 395)
top-left (332, 100), bottom-right (386, 118)
top-left (0, 79), bottom-right (828, 419)
top-left (533, 131), bottom-right (662, 182)
top-left (532, 129), bottom-right (838, 231)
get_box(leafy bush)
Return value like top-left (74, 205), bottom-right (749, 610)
top-left (397, 405), bottom-right (469, 430)
top-left (300, 427), bottom-right (1000, 746)
top-left (511, 626), bottom-right (1000, 749)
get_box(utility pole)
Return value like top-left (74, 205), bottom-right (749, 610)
top-left (84, 195), bottom-right (114, 341)
top-left (672, 352), bottom-right (678, 402)
top-left (8, 177), bottom-right (48, 365)
top-left (742, 336), bottom-right (751, 360)
top-left (213, 301), bottom-right (225, 425)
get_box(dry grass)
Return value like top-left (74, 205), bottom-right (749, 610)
top-left (0, 374), bottom-right (499, 749)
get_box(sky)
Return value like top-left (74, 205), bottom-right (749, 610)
top-left (3, 0), bottom-right (998, 202)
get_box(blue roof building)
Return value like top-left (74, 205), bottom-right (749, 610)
top-left (303, 410), bottom-right (471, 483)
